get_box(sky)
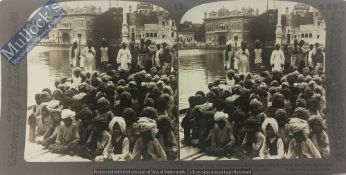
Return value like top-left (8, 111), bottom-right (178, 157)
top-left (59, 1), bottom-right (143, 13)
top-left (29, 1), bottom-right (161, 19)
top-left (181, 0), bottom-right (319, 24)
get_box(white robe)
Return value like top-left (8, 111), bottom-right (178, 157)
top-left (81, 47), bottom-right (96, 72)
top-left (235, 49), bottom-right (250, 73)
top-left (270, 49), bottom-right (285, 71)
top-left (117, 48), bottom-right (132, 70)
top-left (69, 48), bottom-right (79, 67)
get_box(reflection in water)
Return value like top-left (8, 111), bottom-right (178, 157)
top-left (179, 49), bottom-right (225, 109)
top-left (28, 48), bottom-right (224, 109)
top-left (28, 46), bottom-right (71, 105)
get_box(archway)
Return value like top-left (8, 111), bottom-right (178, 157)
top-left (218, 35), bottom-right (227, 45)
top-left (62, 33), bottom-right (70, 43)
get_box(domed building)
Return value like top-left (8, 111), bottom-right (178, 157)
top-left (39, 5), bottom-right (100, 46)
top-left (203, 7), bottom-right (256, 47)
top-left (281, 4), bottom-right (326, 47)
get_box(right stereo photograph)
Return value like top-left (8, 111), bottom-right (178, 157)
top-left (178, 0), bottom-right (328, 161)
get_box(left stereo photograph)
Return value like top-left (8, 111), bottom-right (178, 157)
top-left (25, 0), bottom-right (179, 162)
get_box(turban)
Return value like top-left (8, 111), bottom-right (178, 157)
top-left (40, 91), bottom-right (52, 102)
top-left (292, 107), bottom-right (309, 120)
top-left (92, 116), bottom-right (109, 128)
top-left (262, 118), bottom-right (279, 136)
top-left (79, 107), bottom-right (92, 119)
top-left (129, 81), bottom-right (137, 87)
top-left (109, 117), bottom-right (126, 134)
top-left (97, 97), bottom-right (110, 106)
top-left (139, 107), bottom-right (158, 120)
top-left (287, 118), bottom-right (310, 138)
top-left (158, 115), bottom-right (172, 123)
top-left (135, 117), bottom-right (158, 137)
top-left (245, 117), bottom-right (261, 130)
top-left (259, 82), bottom-right (268, 90)
top-left (250, 98), bottom-right (263, 111)
top-left (274, 108), bottom-right (287, 120)
top-left (61, 109), bottom-right (75, 120)
top-left (281, 82), bottom-right (289, 88)
top-left (308, 116), bottom-right (325, 130)
top-left (52, 89), bottom-right (64, 98)
top-left (162, 86), bottom-right (174, 96)
top-left (73, 67), bottom-right (82, 74)
top-left (214, 111), bottom-right (228, 122)
top-left (50, 109), bottom-right (62, 116)
top-left (72, 38), bottom-right (78, 43)
top-left (73, 92), bottom-right (87, 101)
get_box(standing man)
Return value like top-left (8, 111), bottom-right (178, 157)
top-left (77, 34), bottom-right (82, 67)
top-left (145, 39), bottom-right (155, 71)
top-left (223, 41), bottom-right (235, 70)
top-left (313, 47), bottom-right (324, 72)
top-left (155, 44), bottom-right (162, 68)
top-left (270, 43), bottom-right (285, 72)
top-left (117, 42), bottom-right (132, 71)
top-left (138, 39), bottom-right (149, 70)
top-left (307, 44), bottom-right (315, 69)
top-left (69, 39), bottom-right (80, 70)
top-left (253, 40), bottom-right (263, 72)
top-left (129, 41), bottom-right (139, 73)
top-left (283, 43), bottom-right (292, 74)
top-left (99, 38), bottom-right (109, 71)
top-left (161, 42), bottom-right (172, 71)
top-left (235, 41), bottom-right (250, 74)
top-left (297, 40), bottom-right (307, 72)
top-left (81, 40), bottom-right (96, 73)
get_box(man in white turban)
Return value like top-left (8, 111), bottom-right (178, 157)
top-left (257, 118), bottom-right (284, 159)
top-left (117, 42), bottom-right (132, 71)
top-left (286, 118), bottom-right (321, 159)
top-left (49, 109), bottom-right (80, 154)
top-left (131, 117), bottom-right (167, 160)
top-left (270, 43), bottom-right (285, 71)
top-left (95, 117), bottom-right (130, 162)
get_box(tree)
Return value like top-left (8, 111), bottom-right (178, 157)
top-left (248, 9), bottom-right (277, 47)
top-left (93, 7), bottom-right (123, 46)
top-left (194, 24), bottom-right (205, 42)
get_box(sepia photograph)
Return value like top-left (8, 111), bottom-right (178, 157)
top-left (179, 0), bottom-right (328, 161)
top-left (25, 1), bottom-right (178, 162)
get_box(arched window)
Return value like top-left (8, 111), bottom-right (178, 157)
top-left (301, 34), bottom-right (304, 38)
top-left (305, 33), bottom-right (308, 38)
top-left (309, 33), bottom-right (312, 38)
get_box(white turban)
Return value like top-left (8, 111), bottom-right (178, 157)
top-left (214, 111), bottom-right (228, 122)
top-left (135, 117), bottom-right (158, 137)
top-left (287, 118), bottom-right (310, 138)
top-left (109, 117), bottom-right (126, 134)
top-left (261, 118), bottom-right (279, 136)
top-left (61, 109), bottom-right (75, 120)
top-left (72, 38), bottom-right (78, 44)
top-left (73, 92), bottom-right (86, 101)
top-left (226, 40), bottom-right (232, 46)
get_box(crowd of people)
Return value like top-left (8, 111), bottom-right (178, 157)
top-left (182, 40), bottom-right (328, 160)
top-left (27, 37), bottom-right (179, 161)
top-left (223, 39), bottom-right (325, 74)
top-left (69, 35), bottom-right (178, 74)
